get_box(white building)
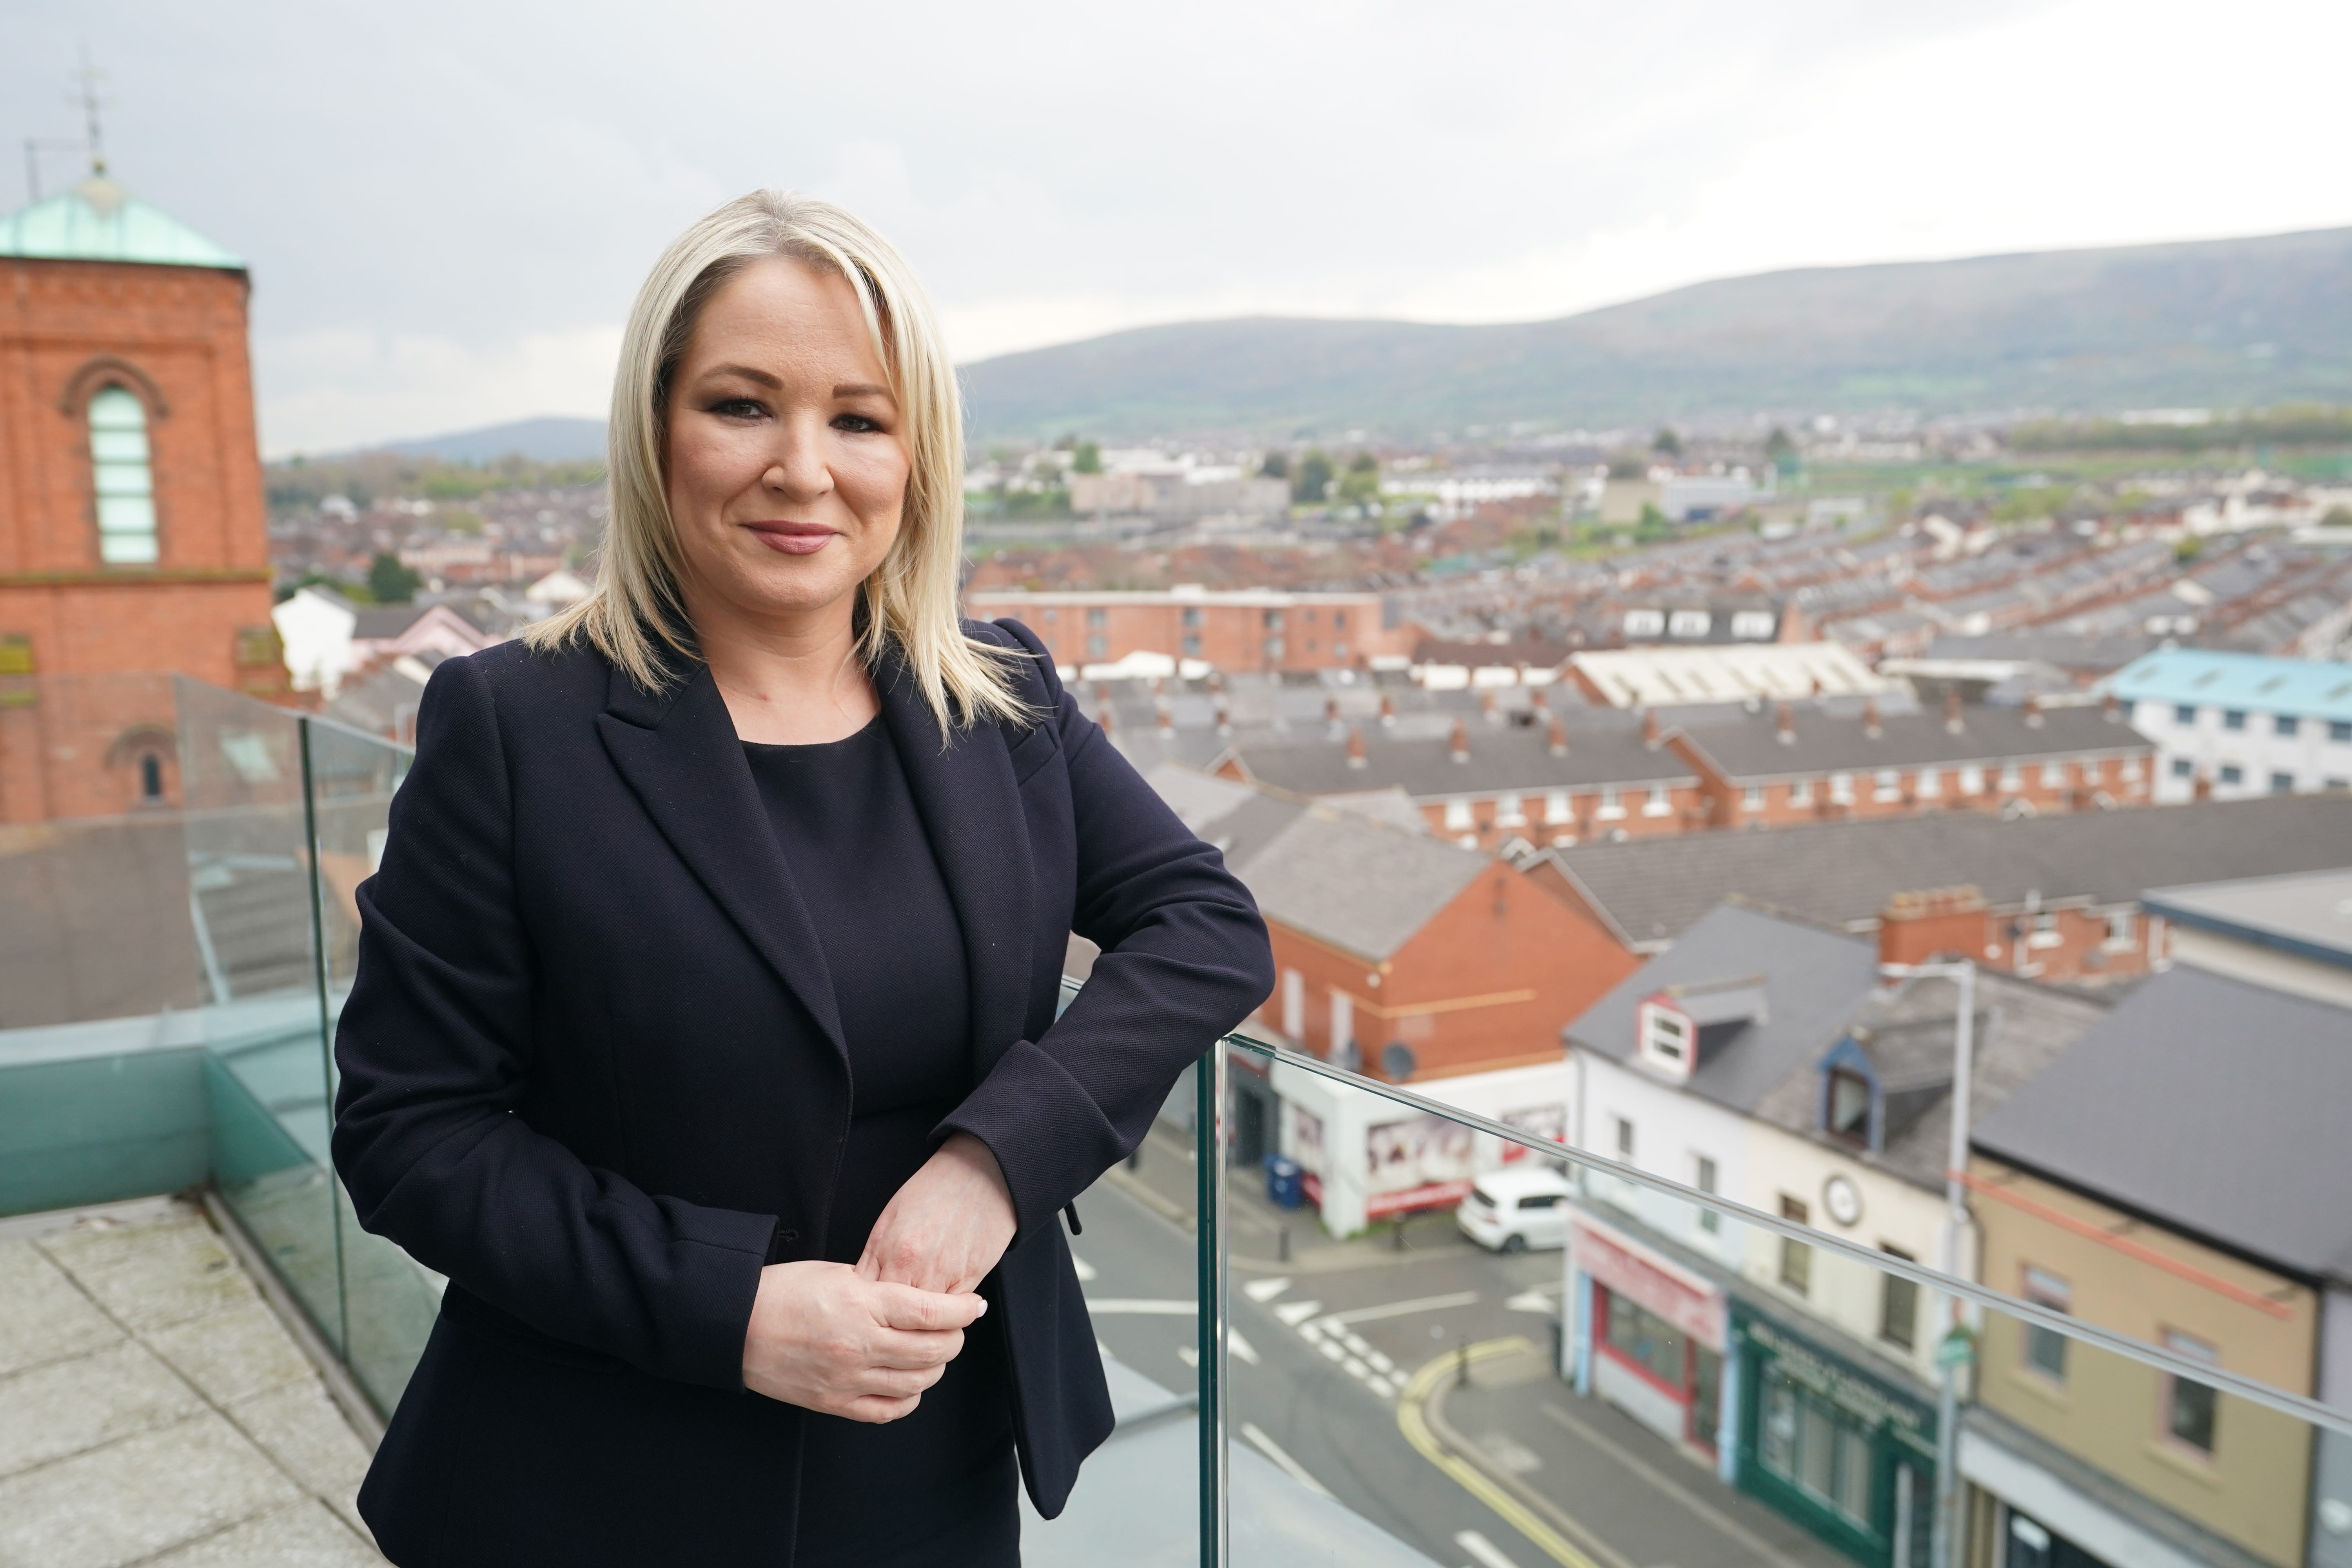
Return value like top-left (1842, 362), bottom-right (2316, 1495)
top-left (2113, 648), bottom-right (2352, 801)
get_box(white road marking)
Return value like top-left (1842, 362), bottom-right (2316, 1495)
top-left (1177, 1345), bottom-right (1197, 1368)
top-left (1318, 1339), bottom-right (1346, 1363)
top-left (1086, 1298), bottom-right (1196, 1315)
top-left (1505, 1288), bottom-right (1558, 1314)
top-left (1241, 1276), bottom-right (1291, 1303)
top-left (1455, 1528), bottom-right (1526, 1568)
top-left (1344, 1356), bottom-right (1371, 1379)
top-left (1071, 1254), bottom-right (1098, 1282)
top-left (1322, 1290), bottom-right (1481, 1327)
top-left (1229, 1329), bottom-right (1261, 1366)
top-left (1241, 1421), bottom-right (1335, 1499)
top-left (1274, 1299), bottom-right (1324, 1326)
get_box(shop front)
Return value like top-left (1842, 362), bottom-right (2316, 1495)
top-left (1566, 1209), bottom-right (1730, 1464)
top-left (1733, 1301), bottom-right (1938, 1568)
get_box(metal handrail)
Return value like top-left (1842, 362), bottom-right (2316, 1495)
top-left (1205, 1029), bottom-right (2352, 1443)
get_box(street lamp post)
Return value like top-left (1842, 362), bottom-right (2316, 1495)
top-left (1880, 958), bottom-right (1976, 1568)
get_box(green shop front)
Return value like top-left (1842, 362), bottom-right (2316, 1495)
top-left (1732, 1299), bottom-right (1938, 1568)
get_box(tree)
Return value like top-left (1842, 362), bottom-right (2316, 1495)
top-left (1293, 448), bottom-right (1334, 504)
top-left (1764, 426), bottom-right (1800, 475)
top-left (1071, 441), bottom-right (1102, 475)
top-left (1651, 427), bottom-right (1683, 458)
top-left (368, 552), bottom-right (423, 604)
top-left (1258, 451), bottom-right (1289, 480)
top-left (1336, 451), bottom-right (1381, 506)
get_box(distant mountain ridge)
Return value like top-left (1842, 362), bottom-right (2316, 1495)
top-left (956, 225), bottom-right (2352, 439)
top-left (379, 416), bottom-right (606, 464)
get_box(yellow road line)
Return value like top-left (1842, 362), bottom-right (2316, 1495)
top-left (1396, 1338), bottom-right (1604, 1568)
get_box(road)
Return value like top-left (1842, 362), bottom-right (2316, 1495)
top-left (1069, 1123), bottom-right (1848, 1568)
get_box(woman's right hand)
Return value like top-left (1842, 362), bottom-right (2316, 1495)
top-left (740, 1260), bottom-right (987, 1422)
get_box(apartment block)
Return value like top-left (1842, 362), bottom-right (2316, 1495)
top-left (2116, 649), bottom-right (2352, 802)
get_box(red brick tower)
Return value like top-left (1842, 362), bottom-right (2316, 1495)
top-left (0, 171), bottom-right (281, 819)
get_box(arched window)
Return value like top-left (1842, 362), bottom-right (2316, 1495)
top-left (88, 385), bottom-right (159, 564)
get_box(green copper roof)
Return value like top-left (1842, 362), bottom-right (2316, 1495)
top-left (0, 175), bottom-right (243, 269)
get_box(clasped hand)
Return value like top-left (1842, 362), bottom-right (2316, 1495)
top-left (740, 1132), bottom-right (1018, 1422)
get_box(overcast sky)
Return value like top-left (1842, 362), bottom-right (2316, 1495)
top-left (7, 0), bottom-right (2348, 456)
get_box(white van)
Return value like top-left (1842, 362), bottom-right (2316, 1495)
top-left (1455, 1165), bottom-right (1573, 1253)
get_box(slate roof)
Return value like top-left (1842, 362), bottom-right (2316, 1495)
top-left (1549, 794), bottom-right (2352, 948)
top-left (1565, 904), bottom-right (1882, 1115)
top-left (1239, 807), bottom-right (1492, 960)
top-left (1225, 723), bottom-right (1696, 799)
top-left (1972, 966), bottom-right (2352, 1279)
top-left (1748, 968), bottom-right (2106, 1192)
top-left (1679, 702), bottom-right (2145, 780)
top-left (1573, 905), bottom-right (2108, 1193)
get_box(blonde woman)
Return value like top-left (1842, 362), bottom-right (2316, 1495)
top-left (331, 192), bottom-right (1273, 1566)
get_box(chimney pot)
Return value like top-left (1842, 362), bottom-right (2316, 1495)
top-left (1641, 709), bottom-right (1661, 749)
top-left (2024, 693), bottom-right (2045, 728)
top-left (1863, 697), bottom-right (1882, 738)
top-left (1379, 692), bottom-right (1397, 728)
top-left (1449, 717), bottom-right (1470, 762)
top-left (1347, 724), bottom-right (1368, 768)
top-left (1775, 702), bottom-right (1796, 744)
top-left (1547, 714), bottom-right (1569, 757)
top-left (1944, 690), bottom-right (1964, 735)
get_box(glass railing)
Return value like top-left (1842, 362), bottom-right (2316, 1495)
top-left (9, 677), bottom-right (2344, 1568)
top-left (1097, 1030), bottom-right (2352, 1568)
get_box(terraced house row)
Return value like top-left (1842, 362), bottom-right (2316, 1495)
top-left (1215, 691), bottom-right (2155, 852)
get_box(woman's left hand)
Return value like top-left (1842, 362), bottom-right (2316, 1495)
top-left (858, 1132), bottom-right (1018, 1295)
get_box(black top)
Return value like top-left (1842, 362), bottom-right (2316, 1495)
top-left (740, 717), bottom-right (1014, 1561)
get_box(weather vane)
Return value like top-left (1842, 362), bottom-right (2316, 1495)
top-left (21, 47), bottom-right (109, 203)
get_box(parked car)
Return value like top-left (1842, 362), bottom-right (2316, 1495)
top-left (1455, 1165), bottom-right (1573, 1253)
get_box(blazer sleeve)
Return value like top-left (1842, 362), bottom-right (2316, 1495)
top-left (330, 655), bottom-right (774, 1391)
top-left (937, 621), bottom-right (1276, 1240)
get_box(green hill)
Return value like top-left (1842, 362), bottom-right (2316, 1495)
top-left (956, 225), bottom-right (2352, 440)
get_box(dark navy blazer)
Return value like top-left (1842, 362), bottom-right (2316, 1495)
top-left (330, 617), bottom-right (1273, 1566)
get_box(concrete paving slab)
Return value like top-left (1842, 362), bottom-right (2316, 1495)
top-left (228, 1382), bottom-right (374, 1536)
top-left (38, 1219), bottom-right (256, 1332)
top-left (141, 1500), bottom-right (382, 1568)
top-left (148, 1299), bottom-right (315, 1405)
top-left (0, 1412), bottom-right (299, 1568)
top-left (0, 1239), bottom-right (122, 1376)
top-left (0, 1341), bottom-right (201, 1478)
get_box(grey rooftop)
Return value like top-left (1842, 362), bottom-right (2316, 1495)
top-left (1547, 793), bottom-right (2352, 949)
top-left (1972, 964), bottom-right (2352, 1280)
top-left (2143, 866), bottom-right (2352, 969)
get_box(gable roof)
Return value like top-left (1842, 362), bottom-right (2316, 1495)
top-left (0, 177), bottom-right (242, 269)
top-left (1679, 702), bottom-right (2144, 780)
top-left (1548, 794), bottom-right (2352, 948)
top-left (1748, 967), bottom-right (2105, 1192)
top-left (1565, 903), bottom-right (1882, 1114)
top-left (1225, 722), bottom-right (1695, 799)
top-left (2113, 648), bottom-right (2352, 724)
top-left (1972, 966), bottom-right (2352, 1279)
top-left (1239, 807), bottom-right (1493, 960)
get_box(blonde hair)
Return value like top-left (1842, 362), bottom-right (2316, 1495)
top-left (526, 191), bottom-right (1025, 731)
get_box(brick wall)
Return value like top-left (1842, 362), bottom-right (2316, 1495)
top-left (0, 257), bottom-right (276, 690)
top-left (971, 593), bottom-right (1412, 673)
top-left (1261, 862), bottom-right (1640, 1081)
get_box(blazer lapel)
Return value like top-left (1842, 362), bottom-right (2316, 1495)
top-left (594, 658), bottom-right (850, 1075)
top-left (875, 654), bottom-right (1037, 1075)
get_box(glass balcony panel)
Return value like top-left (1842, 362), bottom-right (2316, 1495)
top-left (1025, 985), bottom-right (1200, 1565)
top-left (173, 679), bottom-right (343, 1354)
top-left (1199, 1027), bottom-right (2342, 1568)
top-left (302, 717), bottom-right (436, 1410)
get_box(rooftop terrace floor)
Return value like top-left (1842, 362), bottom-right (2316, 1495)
top-left (0, 1198), bottom-right (387, 1568)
